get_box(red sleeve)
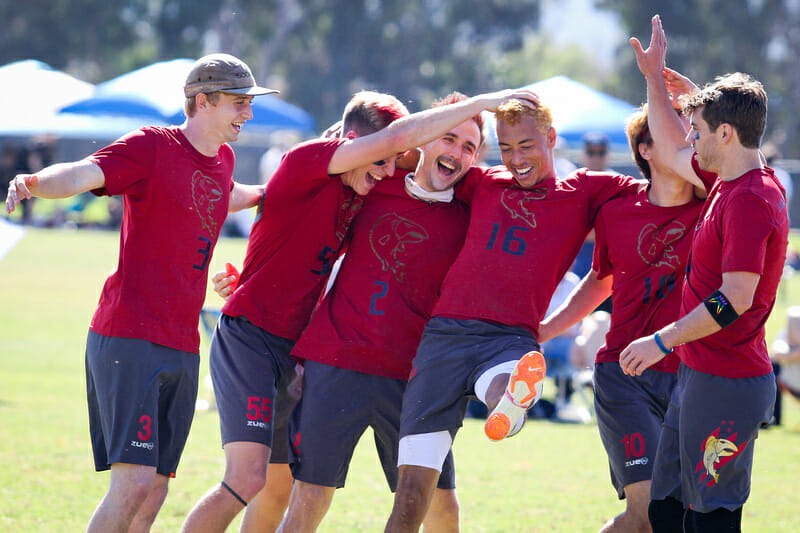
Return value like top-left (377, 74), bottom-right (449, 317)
top-left (88, 128), bottom-right (155, 197)
top-left (721, 192), bottom-right (773, 275)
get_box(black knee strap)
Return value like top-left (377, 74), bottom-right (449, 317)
top-left (221, 480), bottom-right (248, 507)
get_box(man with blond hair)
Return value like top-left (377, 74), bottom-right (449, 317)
top-left (386, 97), bottom-right (642, 532)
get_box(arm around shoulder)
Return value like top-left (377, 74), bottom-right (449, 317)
top-left (229, 182), bottom-right (265, 212)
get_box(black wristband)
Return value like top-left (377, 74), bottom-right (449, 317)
top-left (703, 290), bottom-right (740, 328)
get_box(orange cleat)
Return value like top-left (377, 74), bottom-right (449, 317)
top-left (485, 351), bottom-right (546, 441)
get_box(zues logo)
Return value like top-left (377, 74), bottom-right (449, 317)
top-left (695, 424), bottom-right (747, 486)
top-left (191, 171), bottom-right (223, 233)
top-left (369, 213), bottom-right (428, 282)
top-left (637, 221), bottom-right (686, 269)
top-left (500, 187), bottom-right (547, 228)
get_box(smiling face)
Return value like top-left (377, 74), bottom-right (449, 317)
top-left (208, 92), bottom-right (254, 144)
top-left (497, 116), bottom-right (557, 188)
top-left (341, 153), bottom-right (403, 196)
top-left (415, 119), bottom-right (482, 192)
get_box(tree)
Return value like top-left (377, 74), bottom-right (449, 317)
top-left (598, 0), bottom-right (800, 157)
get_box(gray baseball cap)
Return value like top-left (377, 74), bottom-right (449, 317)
top-left (184, 53), bottom-right (278, 97)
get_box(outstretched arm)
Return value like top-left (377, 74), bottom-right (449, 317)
top-left (538, 270), bottom-right (613, 343)
top-left (6, 159), bottom-right (105, 214)
top-left (630, 15), bottom-right (698, 189)
top-left (327, 89), bottom-right (540, 175)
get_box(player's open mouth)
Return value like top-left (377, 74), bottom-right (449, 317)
top-left (232, 122), bottom-right (243, 132)
top-left (512, 165), bottom-right (533, 179)
top-left (366, 171), bottom-right (382, 186)
top-left (437, 157), bottom-right (460, 177)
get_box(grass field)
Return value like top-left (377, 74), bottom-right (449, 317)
top-left (1, 226), bottom-right (799, 532)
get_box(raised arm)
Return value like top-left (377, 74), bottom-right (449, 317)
top-left (6, 159), bottom-right (105, 214)
top-left (538, 269), bottom-right (613, 343)
top-left (630, 15), bottom-right (698, 188)
top-left (327, 89), bottom-right (540, 175)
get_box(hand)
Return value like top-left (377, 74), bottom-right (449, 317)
top-left (482, 88), bottom-right (541, 113)
top-left (322, 120), bottom-right (343, 139)
top-left (619, 334), bottom-right (666, 376)
top-left (663, 67), bottom-right (699, 106)
top-left (629, 14), bottom-right (666, 81)
top-left (6, 174), bottom-right (37, 214)
top-left (211, 262), bottom-right (240, 300)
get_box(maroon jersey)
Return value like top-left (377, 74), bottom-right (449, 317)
top-left (89, 126), bottom-right (234, 353)
top-left (433, 167), bottom-right (640, 337)
top-left (291, 173), bottom-right (470, 380)
top-left (222, 137), bottom-right (364, 341)
top-left (593, 186), bottom-right (704, 372)
top-left (677, 160), bottom-right (789, 378)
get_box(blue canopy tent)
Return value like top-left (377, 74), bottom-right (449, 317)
top-left (61, 58), bottom-right (315, 136)
top-left (484, 75), bottom-right (639, 160)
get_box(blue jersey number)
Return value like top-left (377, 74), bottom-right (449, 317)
top-left (486, 223), bottom-right (529, 256)
top-left (642, 272), bottom-right (676, 304)
top-left (193, 237), bottom-right (212, 271)
top-left (369, 281), bottom-right (389, 315)
top-left (311, 246), bottom-right (337, 276)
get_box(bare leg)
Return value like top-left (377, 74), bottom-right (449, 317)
top-left (422, 488), bottom-right (459, 533)
top-left (181, 442), bottom-right (270, 533)
top-left (276, 480), bottom-right (336, 533)
top-left (600, 480), bottom-right (652, 533)
top-left (385, 465), bottom-right (440, 533)
top-left (241, 463), bottom-right (295, 533)
top-left (87, 463), bottom-right (158, 533)
top-left (129, 473), bottom-right (170, 533)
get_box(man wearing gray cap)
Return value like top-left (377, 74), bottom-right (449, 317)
top-left (6, 52), bottom-right (273, 532)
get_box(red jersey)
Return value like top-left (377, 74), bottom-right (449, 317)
top-left (291, 173), bottom-right (470, 380)
top-left (89, 126), bottom-right (234, 353)
top-left (593, 186), bottom-right (704, 372)
top-left (433, 167), bottom-right (640, 337)
top-left (677, 161), bottom-right (789, 378)
top-left (222, 137), bottom-right (364, 341)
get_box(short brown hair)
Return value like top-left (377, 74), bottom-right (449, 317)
top-left (495, 99), bottom-right (553, 134)
top-left (184, 91), bottom-right (222, 118)
top-left (341, 91), bottom-right (409, 136)
top-left (625, 105), bottom-right (653, 182)
top-left (431, 91), bottom-right (485, 146)
top-left (682, 72), bottom-right (767, 149)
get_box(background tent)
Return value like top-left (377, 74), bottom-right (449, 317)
top-left (61, 58), bottom-right (316, 136)
top-left (483, 75), bottom-right (639, 162)
top-left (0, 59), bottom-right (160, 139)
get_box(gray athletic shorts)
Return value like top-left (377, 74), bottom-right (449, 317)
top-left (86, 330), bottom-right (199, 477)
top-left (594, 362), bottom-right (676, 499)
top-left (400, 317), bottom-right (540, 438)
top-left (209, 314), bottom-right (298, 450)
top-left (288, 361), bottom-right (456, 490)
top-left (650, 363), bottom-right (775, 513)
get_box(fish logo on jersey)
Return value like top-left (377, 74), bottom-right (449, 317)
top-left (637, 221), bottom-right (686, 269)
top-left (336, 194), bottom-right (365, 241)
top-left (695, 423), bottom-right (747, 486)
top-left (191, 171), bottom-right (223, 234)
top-left (500, 187), bottom-right (547, 229)
top-left (370, 213), bottom-right (429, 282)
